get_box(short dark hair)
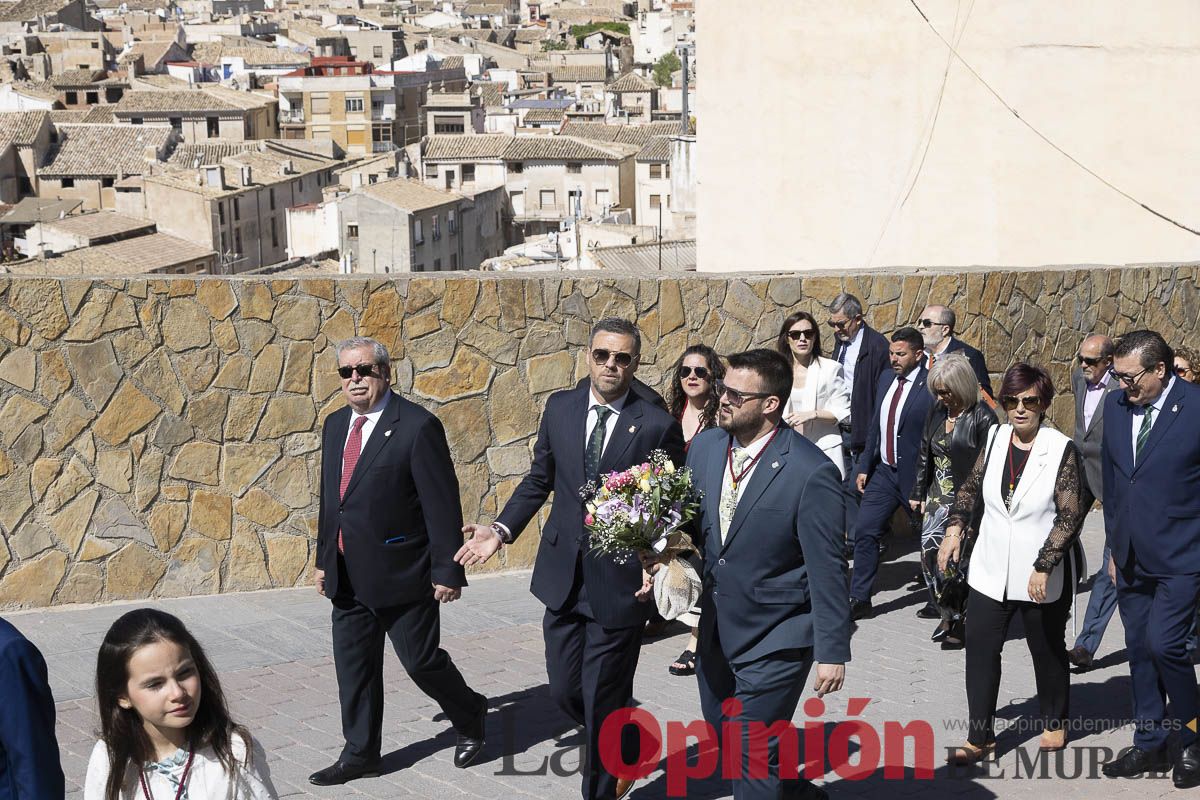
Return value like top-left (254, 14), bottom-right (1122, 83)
top-left (1114, 330), bottom-right (1172, 372)
top-left (590, 317), bottom-right (641, 355)
top-left (999, 362), bottom-right (1055, 413)
top-left (775, 310), bottom-right (823, 360)
top-left (891, 326), bottom-right (925, 351)
top-left (726, 348), bottom-right (792, 403)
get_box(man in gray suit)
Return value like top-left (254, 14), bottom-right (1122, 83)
top-left (1067, 334), bottom-right (1119, 669)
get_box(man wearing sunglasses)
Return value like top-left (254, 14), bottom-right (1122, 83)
top-left (1066, 334), bottom-right (1119, 670)
top-left (1101, 330), bottom-right (1200, 788)
top-left (916, 305), bottom-right (993, 399)
top-left (683, 348), bottom-right (848, 800)
top-left (848, 327), bottom-right (933, 620)
top-left (456, 318), bottom-right (684, 800)
top-left (311, 337), bottom-right (487, 786)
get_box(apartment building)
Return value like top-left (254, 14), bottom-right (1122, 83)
top-left (112, 88), bottom-right (279, 144)
top-left (422, 90), bottom-right (484, 135)
top-left (605, 72), bottom-right (656, 123)
top-left (634, 134), bottom-right (673, 231)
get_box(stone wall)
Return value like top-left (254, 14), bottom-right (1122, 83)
top-left (0, 265), bottom-right (1197, 608)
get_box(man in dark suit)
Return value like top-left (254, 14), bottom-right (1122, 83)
top-left (849, 327), bottom-right (932, 619)
top-left (684, 348), bottom-right (849, 800)
top-left (827, 293), bottom-right (890, 552)
top-left (1066, 334), bottom-right (1120, 669)
top-left (916, 305), bottom-right (992, 399)
top-left (1101, 330), bottom-right (1200, 788)
top-left (0, 617), bottom-right (63, 800)
top-left (310, 336), bottom-right (487, 786)
top-left (457, 318), bottom-right (685, 800)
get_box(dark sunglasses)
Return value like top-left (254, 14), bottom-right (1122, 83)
top-left (1077, 354), bottom-right (1104, 367)
top-left (917, 318), bottom-right (947, 329)
top-left (827, 319), bottom-right (850, 330)
top-left (679, 366), bottom-right (710, 380)
top-left (591, 348), bottom-right (634, 368)
top-left (715, 380), bottom-right (772, 408)
top-left (1000, 395), bottom-right (1044, 412)
top-left (787, 329), bottom-right (816, 341)
top-left (337, 363), bottom-right (379, 379)
top-left (1176, 365), bottom-right (1193, 377)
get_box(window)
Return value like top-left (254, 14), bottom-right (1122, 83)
top-left (269, 188), bottom-right (275, 210)
top-left (298, 178), bottom-right (304, 192)
top-left (432, 214), bottom-right (441, 240)
top-left (540, 189), bottom-right (555, 208)
top-left (595, 188), bottom-right (610, 207)
top-left (311, 94), bottom-right (330, 115)
top-left (650, 164), bottom-right (663, 179)
top-left (507, 162), bottom-right (523, 174)
top-left (567, 162), bottom-right (582, 174)
top-left (218, 202), bottom-right (225, 224)
top-left (462, 164), bottom-right (475, 182)
top-left (666, 163), bottom-right (672, 178)
top-left (270, 217), bottom-right (278, 248)
top-left (444, 170), bottom-right (453, 190)
top-left (220, 232), bottom-right (227, 252)
top-left (102, 177), bottom-right (114, 188)
top-left (169, 117), bottom-right (182, 132)
top-left (233, 198), bottom-right (241, 221)
top-left (413, 263), bottom-right (424, 272)
top-left (61, 177), bottom-right (75, 188)
top-left (130, 117), bottom-right (142, 125)
top-left (650, 194), bottom-right (661, 208)
top-left (413, 219), bottom-right (423, 245)
top-left (427, 164), bottom-right (438, 178)
top-left (450, 253), bottom-right (458, 269)
top-left (448, 209), bottom-right (457, 234)
top-left (234, 229), bottom-right (242, 254)
top-left (373, 46), bottom-right (383, 58)
top-left (372, 124), bottom-right (391, 143)
top-left (65, 91), bottom-right (77, 104)
top-left (434, 258), bottom-right (441, 270)
top-left (347, 224), bottom-right (358, 239)
top-left (86, 92), bottom-right (98, 105)
top-left (346, 97), bottom-right (364, 113)
top-left (91, 41), bottom-right (98, 48)
top-left (368, 174), bottom-right (378, 184)
top-left (433, 117), bottom-right (464, 134)
top-left (207, 117), bottom-right (219, 137)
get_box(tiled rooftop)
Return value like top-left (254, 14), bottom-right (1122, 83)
top-left (114, 90), bottom-right (252, 114)
top-left (548, 65), bottom-right (608, 83)
top-left (49, 69), bottom-right (107, 88)
top-left (635, 135), bottom-right (672, 163)
top-left (0, 0), bottom-right (75, 23)
top-left (522, 108), bottom-right (565, 124)
top-left (190, 40), bottom-right (310, 67)
top-left (169, 142), bottom-right (262, 166)
top-left (607, 71), bottom-right (655, 93)
top-left (10, 232), bottom-right (214, 275)
top-left (36, 210), bottom-right (155, 240)
top-left (0, 111), bottom-right (48, 149)
top-left (38, 125), bottom-right (175, 177)
top-left (360, 177), bottom-right (462, 212)
top-left (424, 133), bottom-right (635, 162)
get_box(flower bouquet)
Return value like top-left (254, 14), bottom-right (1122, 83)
top-left (581, 450), bottom-right (703, 620)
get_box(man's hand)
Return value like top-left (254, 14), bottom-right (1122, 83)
top-left (634, 569), bottom-right (655, 602)
top-left (455, 524), bottom-right (503, 566)
top-left (813, 663), bottom-right (845, 697)
top-left (433, 584), bottom-right (461, 603)
top-left (1108, 553), bottom-right (1117, 585)
top-left (315, 567), bottom-right (326, 597)
top-left (1028, 571), bottom-right (1049, 603)
top-left (855, 473), bottom-right (868, 493)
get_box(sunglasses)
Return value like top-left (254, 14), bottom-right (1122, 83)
top-left (715, 381), bottom-right (772, 408)
top-left (1077, 354), bottom-right (1104, 367)
top-left (787, 329), bottom-right (816, 341)
top-left (1109, 367), bottom-right (1148, 386)
top-left (337, 363), bottom-right (379, 379)
top-left (917, 318), bottom-right (948, 329)
top-left (591, 348), bottom-right (635, 368)
top-left (679, 366), bottom-right (710, 380)
top-left (1175, 365), bottom-right (1193, 377)
top-left (827, 319), bottom-right (850, 331)
top-left (1000, 395), bottom-right (1044, 412)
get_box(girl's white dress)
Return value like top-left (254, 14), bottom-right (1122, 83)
top-left (84, 732), bottom-right (277, 800)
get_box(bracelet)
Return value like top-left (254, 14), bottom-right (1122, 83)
top-left (944, 531), bottom-right (962, 540)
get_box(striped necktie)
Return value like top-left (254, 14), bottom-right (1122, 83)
top-left (1135, 406), bottom-right (1155, 462)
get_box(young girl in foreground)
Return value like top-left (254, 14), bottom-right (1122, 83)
top-left (84, 608), bottom-right (277, 800)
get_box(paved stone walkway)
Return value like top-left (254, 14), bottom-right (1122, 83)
top-left (7, 510), bottom-right (1187, 798)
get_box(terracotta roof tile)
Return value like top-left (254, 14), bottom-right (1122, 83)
top-left (38, 124), bottom-right (174, 177)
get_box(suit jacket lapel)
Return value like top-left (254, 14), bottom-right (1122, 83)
top-left (1112, 395), bottom-right (1136, 475)
top-left (1132, 380), bottom-right (1186, 473)
top-left (704, 429), bottom-right (729, 546)
top-left (721, 429), bottom-right (789, 554)
top-left (898, 367), bottom-right (927, 427)
top-left (1084, 377), bottom-right (1117, 437)
top-left (342, 392), bottom-right (400, 500)
top-left (598, 395), bottom-right (645, 476)
top-left (1009, 430), bottom-right (1052, 511)
top-left (329, 407), bottom-right (350, 493)
top-left (565, 385), bottom-right (590, 490)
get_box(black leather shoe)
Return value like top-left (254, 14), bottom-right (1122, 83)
top-left (1175, 743), bottom-right (1200, 788)
top-left (1067, 645), bottom-right (1093, 669)
top-left (931, 622), bottom-right (949, 642)
top-left (849, 599), bottom-right (873, 621)
top-left (454, 698), bottom-right (487, 768)
top-left (916, 602), bottom-right (939, 619)
top-left (309, 760), bottom-right (381, 785)
top-left (1102, 745), bottom-right (1170, 778)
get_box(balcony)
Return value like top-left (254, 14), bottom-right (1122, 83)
top-left (372, 141), bottom-right (396, 153)
top-left (280, 110), bottom-right (305, 125)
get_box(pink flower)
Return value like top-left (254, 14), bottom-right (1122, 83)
top-left (585, 514), bottom-right (594, 526)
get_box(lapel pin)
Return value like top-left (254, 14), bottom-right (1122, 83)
top-left (384, 430), bottom-right (392, 437)
top-left (1172, 405), bottom-right (1179, 413)
top-left (771, 461), bottom-right (780, 469)
top-left (628, 425), bottom-right (637, 433)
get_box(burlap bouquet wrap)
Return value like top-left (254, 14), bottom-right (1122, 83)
top-left (651, 530), bottom-right (702, 621)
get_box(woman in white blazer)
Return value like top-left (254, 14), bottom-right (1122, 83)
top-left (775, 311), bottom-right (851, 477)
top-left (938, 363), bottom-right (1088, 764)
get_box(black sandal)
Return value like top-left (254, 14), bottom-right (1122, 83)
top-left (669, 650), bottom-right (696, 676)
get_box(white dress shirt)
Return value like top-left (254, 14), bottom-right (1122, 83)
top-left (719, 427), bottom-right (776, 544)
top-left (839, 326), bottom-right (864, 389)
top-left (343, 393), bottom-right (390, 456)
top-left (878, 368), bottom-right (916, 466)
top-left (1130, 375), bottom-right (1175, 456)
top-left (584, 389), bottom-right (628, 454)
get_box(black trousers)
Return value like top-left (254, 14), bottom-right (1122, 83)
top-left (964, 561), bottom-right (1073, 747)
top-left (332, 555), bottom-right (484, 766)
top-left (543, 559), bottom-right (644, 800)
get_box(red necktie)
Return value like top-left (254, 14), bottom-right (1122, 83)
top-left (337, 416), bottom-right (368, 554)
top-left (885, 376), bottom-right (907, 465)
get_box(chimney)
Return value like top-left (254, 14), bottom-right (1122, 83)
top-left (280, 159), bottom-right (294, 175)
top-left (239, 164), bottom-right (252, 185)
top-left (204, 165), bottom-right (225, 189)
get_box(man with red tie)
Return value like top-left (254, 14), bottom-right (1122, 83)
top-left (849, 327), bottom-right (932, 620)
top-left (310, 336), bottom-right (487, 786)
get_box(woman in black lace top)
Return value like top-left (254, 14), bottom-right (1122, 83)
top-left (937, 363), bottom-right (1088, 764)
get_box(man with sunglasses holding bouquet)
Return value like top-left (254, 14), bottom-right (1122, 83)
top-left (310, 336), bottom-right (488, 786)
top-left (457, 318), bottom-right (684, 800)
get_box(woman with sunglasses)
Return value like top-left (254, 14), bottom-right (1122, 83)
top-left (663, 344), bottom-right (725, 677)
top-left (908, 352), bottom-right (996, 648)
top-left (937, 363), bottom-right (1088, 763)
top-left (775, 311), bottom-right (851, 477)
top-left (1175, 345), bottom-right (1199, 384)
